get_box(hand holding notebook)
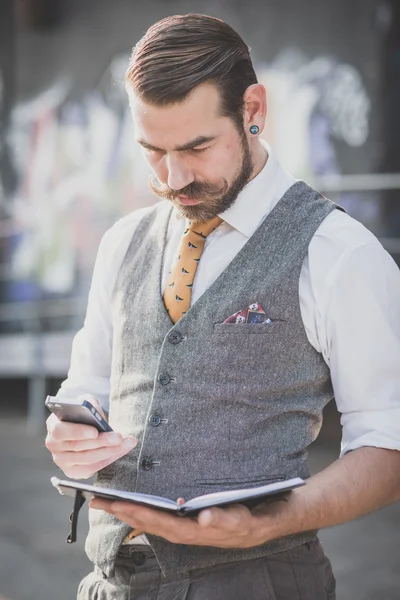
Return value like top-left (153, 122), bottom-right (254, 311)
top-left (51, 476), bottom-right (305, 543)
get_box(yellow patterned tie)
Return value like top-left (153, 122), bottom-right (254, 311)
top-left (163, 216), bottom-right (223, 323)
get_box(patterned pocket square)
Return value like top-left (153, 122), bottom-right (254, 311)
top-left (223, 302), bottom-right (273, 324)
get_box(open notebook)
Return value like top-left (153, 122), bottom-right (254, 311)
top-left (51, 475), bottom-right (305, 514)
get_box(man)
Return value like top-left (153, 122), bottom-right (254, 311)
top-left (45, 13), bottom-right (400, 600)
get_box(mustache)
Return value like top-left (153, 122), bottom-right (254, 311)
top-left (149, 177), bottom-right (228, 202)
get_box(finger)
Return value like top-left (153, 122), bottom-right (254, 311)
top-left (56, 432), bottom-right (128, 452)
top-left (106, 503), bottom-right (201, 544)
top-left (89, 498), bottom-right (116, 512)
top-left (46, 412), bottom-right (59, 431)
top-left (58, 446), bottom-right (138, 480)
top-left (197, 504), bottom-right (247, 530)
top-left (197, 508), bottom-right (221, 528)
top-left (76, 394), bottom-right (108, 420)
top-left (89, 500), bottom-right (147, 539)
top-left (47, 418), bottom-right (99, 443)
top-left (53, 437), bottom-right (136, 468)
top-left (45, 423), bottom-right (98, 452)
top-left (95, 501), bottom-right (170, 529)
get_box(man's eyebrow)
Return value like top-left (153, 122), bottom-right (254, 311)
top-left (175, 136), bottom-right (216, 151)
top-left (137, 136), bottom-right (217, 153)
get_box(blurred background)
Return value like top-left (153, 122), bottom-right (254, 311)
top-left (0, 1), bottom-right (399, 599)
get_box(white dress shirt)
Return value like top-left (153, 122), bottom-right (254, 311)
top-left (58, 146), bottom-right (400, 457)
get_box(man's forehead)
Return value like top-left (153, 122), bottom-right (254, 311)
top-left (128, 83), bottom-right (227, 148)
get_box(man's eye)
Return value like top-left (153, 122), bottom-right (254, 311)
top-left (191, 146), bottom-right (210, 154)
top-left (143, 148), bottom-right (164, 159)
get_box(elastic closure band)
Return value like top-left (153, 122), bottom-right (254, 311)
top-left (66, 490), bottom-right (86, 543)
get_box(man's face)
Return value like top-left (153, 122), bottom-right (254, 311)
top-left (129, 82), bottom-right (254, 222)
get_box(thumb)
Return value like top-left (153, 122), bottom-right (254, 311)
top-left (77, 394), bottom-right (108, 420)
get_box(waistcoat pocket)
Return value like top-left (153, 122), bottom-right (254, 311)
top-left (213, 321), bottom-right (288, 335)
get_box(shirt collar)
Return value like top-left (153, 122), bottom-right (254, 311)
top-left (219, 142), bottom-right (284, 238)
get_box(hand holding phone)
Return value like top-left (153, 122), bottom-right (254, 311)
top-left (45, 395), bottom-right (137, 480)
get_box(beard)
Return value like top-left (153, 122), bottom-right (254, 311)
top-left (148, 132), bottom-right (254, 222)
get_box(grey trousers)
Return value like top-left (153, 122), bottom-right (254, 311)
top-left (77, 539), bottom-right (336, 600)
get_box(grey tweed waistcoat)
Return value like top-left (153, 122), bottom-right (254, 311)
top-left (85, 181), bottom-right (340, 577)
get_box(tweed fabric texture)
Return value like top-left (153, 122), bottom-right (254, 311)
top-left (163, 216), bottom-right (223, 323)
top-left (85, 181), bottom-right (340, 578)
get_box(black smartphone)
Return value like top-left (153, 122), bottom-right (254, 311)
top-left (45, 395), bottom-right (113, 433)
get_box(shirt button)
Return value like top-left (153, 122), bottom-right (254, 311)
top-left (149, 415), bottom-right (161, 427)
top-left (168, 331), bottom-right (183, 345)
top-left (158, 373), bottom-right (171, 385)
top-left (141, 458), bottom-right (154, 471)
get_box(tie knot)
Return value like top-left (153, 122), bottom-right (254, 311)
top-left (187, 216), bottom-right (223, 239)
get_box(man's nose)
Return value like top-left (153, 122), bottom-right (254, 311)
top-left (166, 154), bottom-right (194, 191)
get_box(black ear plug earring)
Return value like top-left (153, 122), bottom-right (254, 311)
top-left (250, 125), bottom-right (259, 134)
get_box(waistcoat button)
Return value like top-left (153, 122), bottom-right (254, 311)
top-left (168, 331), bottom-right (183, 345)
top-left (149, 415), bottom-right (161, 427)
top-left (158, 372), bottom-right (171, 385)
top-left (141, 458), bottom-right (154, 470)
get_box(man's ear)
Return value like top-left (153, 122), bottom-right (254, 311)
top-left (243, 84), bottom-right (267, 135)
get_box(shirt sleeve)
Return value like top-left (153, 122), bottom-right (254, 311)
top-left (323, 242), bottom-right (400, 456)
top-left (55, 224), bottom-right (126, 414)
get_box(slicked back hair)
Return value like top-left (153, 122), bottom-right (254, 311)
top-left (125, 14), bottom-right (258, 131)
